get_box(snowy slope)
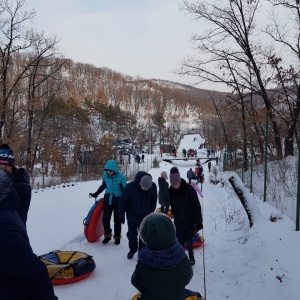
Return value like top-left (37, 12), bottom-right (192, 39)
top-left (27, 134), bottom-right (300, 300)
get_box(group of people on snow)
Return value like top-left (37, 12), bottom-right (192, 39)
top-left (182, 148), bottom-right (198, 158)
top-left (0, 142), bottom-right (204, 300)
top-left (186, 160), bottom-right (205, 185)
top-left (88, 158), bottom-right (204, 299)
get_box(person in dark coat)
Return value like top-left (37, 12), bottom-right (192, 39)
top-left (89, 160), bottom-right (127, 245)
top-left (169, 167), bottom-right (203, 266)
top-left (0, 144), bottom-right (31, 225)
top-left (197, 165), bottom-right (204, 184)
top-left (0, 169), bottom-right (58, 300)
top-left (187, 168), bottom-right (196, 184)
top-left (136, 154), bottom-right (141, 164)
top-left (208, 161), bottom-right (212, 172)
top-left (119, 171), bottom-right (157, 259)
top-left (131, 212), bottom-right (193, 300)
top-left (158, 171), bottom-right (170, 215)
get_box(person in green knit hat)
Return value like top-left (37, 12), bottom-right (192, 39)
top-left (131, 212), bottom-right (193, 300)
top-left (89, 159), bottom-right (127, 245)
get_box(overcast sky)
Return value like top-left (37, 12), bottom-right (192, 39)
top-left (25, 0), bottom-right (212, 89)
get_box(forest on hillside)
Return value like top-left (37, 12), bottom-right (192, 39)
top-left (1, 0), bottom-right (300, 187)
top-left (0, 0), bottom-right (224, 184)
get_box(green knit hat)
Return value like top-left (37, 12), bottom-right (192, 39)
top-left (140, 213), bottom-right (176, 250)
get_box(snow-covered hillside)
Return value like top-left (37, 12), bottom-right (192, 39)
top-left (27, 134), bottom-right (300, 300)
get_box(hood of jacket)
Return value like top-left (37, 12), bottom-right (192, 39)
top-left (0, 170), bottom-right (20, 210)
top-left (103, 160), bottom-right (120, 174)
top-left (134, 171), bottom-right (152, 188)
top-left (12, 167), bottom-right (30, 185)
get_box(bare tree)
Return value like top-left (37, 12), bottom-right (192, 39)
top-left (0, 0), bottom-right (36, 141)
top-left (178, 0), bottom-right (283, 158)
top-left (24, 34), bottom-right (65, 172)
top-left (264, 0), bottom-right (300, 156)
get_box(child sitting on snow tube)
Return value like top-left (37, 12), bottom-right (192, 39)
top-left (131, 213), bottom-right (192, 300)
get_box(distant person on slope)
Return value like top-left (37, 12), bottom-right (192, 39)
top-left (0, 143), bottom-right (32, 225)
top-left (169, 167), bottom-right (203, 266)
top-left (119, 171), bottom-right (157, 259)
top-left (208, 161), bottom-right (212, 172)
top-left (89, 160), bottom-right (127, 245)
top-left (187, 168), bottom-right (196, 184)
top-left (0, 169), bottom-right (58, 300)
top-left (158, 171), bottom-right (170, 214)
top-left (131, 213), bottom-right (193, 300)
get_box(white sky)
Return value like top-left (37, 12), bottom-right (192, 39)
top-left (25, 0), bottom-right (207, 88)
top-left (27, 134), bottom-right (300, 300)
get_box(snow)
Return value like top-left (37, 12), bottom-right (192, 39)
top-left (27, 134), bottom-right (300, 300)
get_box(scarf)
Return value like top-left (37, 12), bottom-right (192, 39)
top-left (138, 242), bottom-right (186, 270)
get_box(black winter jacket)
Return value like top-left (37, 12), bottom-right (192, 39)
top-left (13, 167), bottom-right (32, 224)
top-left (119, 171), bottom-right (157, 223)
top-left (158, 177), bottom-right (169, 205)
top-left (132, 254), bottom-right (192, 300)
top-left (169, 178), bottom-right (203, 225)
top-left (0, 186), bottom-right (55, 300)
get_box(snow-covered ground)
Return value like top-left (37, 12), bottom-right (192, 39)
top-left (27, 134), bottom-right (300, 300)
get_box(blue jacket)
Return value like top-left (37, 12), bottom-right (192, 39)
top-left (95, 160), bottom-right (127, 205)
top-left (119, 171), bottom-right (157, 223)
top-left (0, 172), bottom-right (56, 300)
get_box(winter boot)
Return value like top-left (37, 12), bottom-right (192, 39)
top-left (102, 233), bottom-right (112, 244)
top-left (114, 235), bottom-right (121, 245)
top-left (188, 251), bottom-right (195, 266)
top-left (127, 250), bottom-right (136, 259)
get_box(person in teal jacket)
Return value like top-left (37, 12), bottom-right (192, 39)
top-left (90, 160), bottom-right (127, 245)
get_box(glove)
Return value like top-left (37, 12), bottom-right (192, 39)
top-left (119, 217), bottom-right (125, 224)
top-left (89, 192), bottom-right (97, 198)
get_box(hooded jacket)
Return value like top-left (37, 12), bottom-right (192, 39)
top-left (119, 171), bottom-right (157, 223)
top-left (95, 160), bottom-right (127, 205)
top-left (131, 213), bottom-right (192, 300)
top-left (0, 170), bottom-right (56, 300)
top-left (158, 176), bottom-right (169, 205)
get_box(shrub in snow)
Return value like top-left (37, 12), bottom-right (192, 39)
top-left (152, 156), bottom-right (160, 168)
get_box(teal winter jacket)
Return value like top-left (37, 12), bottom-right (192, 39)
top-left (95, 160), bottom-right (127, 205)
